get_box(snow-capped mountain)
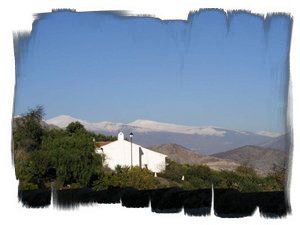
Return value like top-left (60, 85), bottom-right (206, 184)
top-left (46, 115), bottom-right (85, 128)
top-left (46, 115), bottom-right (278, 154)
top-left (127, 120), bottom-right (227, 136)
top-left (46, 115), bottom-right (249, 137)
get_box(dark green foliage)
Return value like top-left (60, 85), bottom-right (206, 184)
top-left (162, 159), bottom-right (188, 182)
top-left (13, 105), bottom-right (45, 151)
top-left (161, 159), bottom-right (216, 189)
top-left (66, 121), bottom-right (85, 133)
top-left (96, 133), bottom-right (117, 142)
top-left (40, 128), bottom-right (103, 187)
top-left (261, 163), bottom-right (287, 191)
top-left (185, 165), bottom-right (214, 189)
top-left (159, 160), bottom-right (286, 192)
top-left (13, 105), bottom-right (46, 189)
top-left (15, 154), bottom-right (39, 190)
top-left (92, 166), bottom-right (159, 190)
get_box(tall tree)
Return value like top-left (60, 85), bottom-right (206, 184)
top-left (13, 105), bottom-right (45, 151)
top-left (40, 124), bottom-right (103, 187)
top-left (13, 105), bottom-right (46, 189)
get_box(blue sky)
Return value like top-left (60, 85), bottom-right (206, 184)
top-left (14, 10), bottom-right (292, 133)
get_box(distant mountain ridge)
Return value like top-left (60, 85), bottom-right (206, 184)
top-left (47, 115), bottom-right (234, 136)
top-left (148, 143), bottom-right (288, 175)
top-left (46, 115), bottom-right (280, 154)
top-left (148, 144), bottom-right (240, 171)
top-left (259, 134), bottom-right (291, 152)
top-left (212, 145), bottom-right (288, 175)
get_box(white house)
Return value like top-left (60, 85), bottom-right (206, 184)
top-left (95, 132), bottom-right (167, 173)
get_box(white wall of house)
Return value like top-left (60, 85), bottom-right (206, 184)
top-left (95, 132), bottom-right (166, 173)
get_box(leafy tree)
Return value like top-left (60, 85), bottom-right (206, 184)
top-left (15, 153), bottom-right (39, 190)
top-left (40, 126), bottom-right (103, 188)
top-left (212, 170), bottom-right (239, 189)
top-left (123, 166), bottom-right (158, 189)
top-left (185, 164), bottom-right (213, 189)
top-left (13, 105), bottom-right (47, 189)
top-left (13, 105), bottom-right (45, 151)
top-left (162, 159), bottom-right (188, 182)
top-left (66, 121), bottom-right (85, 133)
top-left (96, 133), bottom-right (117, 142)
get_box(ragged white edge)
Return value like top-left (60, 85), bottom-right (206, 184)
top-left (6, 0), bottom-right (296, 34)
top-left (1, 1), bottom-right (299, 225)
top-left (252, 207), bottom-right (260, 218)
top-left (210, 184), bottom-right (215, 217)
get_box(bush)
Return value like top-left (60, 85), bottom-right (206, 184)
top-left (92, 166), bottom-right (159, 190)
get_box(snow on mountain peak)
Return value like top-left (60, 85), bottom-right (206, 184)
top-left (46, 116), bottom-right (281, 138)
top-left (256, 131), bottom-right (281, 138)
top-left (45, 116), bottom-right (227, 136)
top-left (128, 119), bottom-right (226, 136)
top-left (46, 115), bottom-right (83, 128)
top-left (128, 119), bottom-right (177, 128)
top-left (46, 115), bottom-right (123, 132)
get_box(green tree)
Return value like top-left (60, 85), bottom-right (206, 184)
top-left (122, 167), bottom-right (158, 189)
top-left (13, 105), bottom-right (47, 189)
top-left (96, 133), bottom-right (117, 142)
top-left (13, 105), bottom-right (45, 151)
top-left (15, 152), bottom-right (39, 190)
top-left (162, 159), bottom-right (188, 182)
top-left (39, 124), bottom-right (104, 188)
top-left (66, 121), bottom-right (85, 133)
top-left (185, 164), bottom-right (213, 189)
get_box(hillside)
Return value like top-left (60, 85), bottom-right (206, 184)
top-left (148, 143), bottom-right (240, 171)
top-left (259, 134), bottom-right (291, 152)
top-left (212, 145), bottom-right (288, 175)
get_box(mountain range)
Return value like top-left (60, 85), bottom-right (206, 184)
top-left (46, 115), bottom-right (283, 154)
top-left (149, 144), bottom-right (288, 175)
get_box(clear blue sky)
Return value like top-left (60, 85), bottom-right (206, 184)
top-left (14, 10), bottom-right (292, 133)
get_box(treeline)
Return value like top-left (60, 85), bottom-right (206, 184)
top-left (13, 106), bottom-right (286, 192)
top-left (159, 160), bottom-right (286, 192)
top-left (92, 160), bottom-right (286, 192)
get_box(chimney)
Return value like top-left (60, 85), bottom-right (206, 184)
top-left (118, 132), bottom-right (124, 141)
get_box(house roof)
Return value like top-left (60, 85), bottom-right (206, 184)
top-left (95, 139), bottom-right (167, 158)
top-left (94, 141), bottom-right (113, 148)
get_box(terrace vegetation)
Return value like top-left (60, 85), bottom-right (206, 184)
top-left (13, 106), bottom-right (286, 192)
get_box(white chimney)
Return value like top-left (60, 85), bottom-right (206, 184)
top-left (118, 132), bottom-right (124, 141)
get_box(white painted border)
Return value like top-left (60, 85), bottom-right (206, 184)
top-left (0, 1), bottom-right (299, 225)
